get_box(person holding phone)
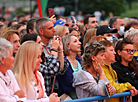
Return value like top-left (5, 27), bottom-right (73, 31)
top-left (73, 41), bottom-right (115, 101)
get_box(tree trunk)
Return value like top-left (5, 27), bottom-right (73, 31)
top-left (128, 1), bottom-right (132, 10)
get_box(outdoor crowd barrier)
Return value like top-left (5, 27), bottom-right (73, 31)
top-left (62, 90), bottom-right (138, 102)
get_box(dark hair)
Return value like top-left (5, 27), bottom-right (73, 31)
top-left (99, 40), bottom-right (114, 47)
top-left (124, 20), bottom-right (138, 32)
top-left (17, 13), bottom-right (25, 20)
top-left (11, 24), bottom-right (24, 30)
top-left (0, 16), bottom-right (5, 22)
top-left (8, 20), bottom-right (17, 27)
top-left (84, 14), bottom-right (95, 25)
top-left (18, 20), bottom-right (27, 25)
top-left (109, 16), bottom-right (122, 28)
top-left (68, 27), bottom-right (77, 33)
top-left (20, 33), bottom-right (38, 44)
top-left (26, 18), bottom-right (38, 33)
top-left (115, 38), bottom-right (133, 62)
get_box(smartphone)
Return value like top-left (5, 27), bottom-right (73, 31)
top-left (71, 16), bottom-right (77, 27)
top-left (48, 8), bottom-right (55, 18)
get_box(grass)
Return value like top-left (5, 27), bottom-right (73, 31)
top-left (120, 2), bottom-right (138, 18)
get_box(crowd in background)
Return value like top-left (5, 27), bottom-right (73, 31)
top-left (1, 7), bottom-right (138, 102)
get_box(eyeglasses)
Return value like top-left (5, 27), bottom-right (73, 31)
top-left (121, 49), bottom-right (135, 54)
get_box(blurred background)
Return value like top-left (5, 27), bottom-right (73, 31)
top-left (0, 0), bottom-right (138, 21)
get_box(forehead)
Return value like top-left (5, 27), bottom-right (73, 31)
top-left (88, 17), bottom-right (97, 22)
top-left (123, 44), bottom-right (133, 49)
top-left (70, 36), bottom-right (77, 41)
top-left (10, 33), bottom-right (19, 41)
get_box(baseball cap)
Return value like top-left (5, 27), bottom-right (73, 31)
top-left (54, 20), bottom-right (65, 27)
top-left (96, 25), bottom-right (118, 36)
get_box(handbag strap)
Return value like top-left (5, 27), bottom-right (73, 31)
top-left (51, 76), bottom-right (56, 94)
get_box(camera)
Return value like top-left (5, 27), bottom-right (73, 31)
top-left (55, 36), bottom-right (60, 41)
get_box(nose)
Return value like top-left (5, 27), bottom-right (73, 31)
top-left (17, 42), bottom-right (20, 47)
top-left (53, 28), bottom-right (56, 32)
top-left (39, 57), bottom-right (42, 63)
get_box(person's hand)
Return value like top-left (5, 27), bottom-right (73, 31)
top-left (93, 59), bottom-right (104, 75)
top-left (130, 86), bottom-right (137, 96)
top-left (14, 90), bottom-right (25, 98)
top-left (106, 83), bottom-right (116, 95)
top-left (50, 15), bottom-right (56, 23)
top-left (49, 93), bottom-right (60, 102)
top-left (51, 36), bottom-right (60, 50)
top-left (57, 37), bottom-right (63, 51)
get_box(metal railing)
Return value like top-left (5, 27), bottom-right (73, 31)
top-left (62, 90), bottom-right (138, 102)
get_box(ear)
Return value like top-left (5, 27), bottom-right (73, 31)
top-left (38, 29), bottom-right (44, 35)
top-left (112, 25), bottom-right (116, 28)
top-left (68, 44), bottom-right (70, 50)
top-left (91, 56), bottom-right (95, 61)
top-left (29, 29), bottom-right (33, 33)
top-left (117, 50), bottom-right (121, 56)
top-left (0, 57), bottom-right (5, 64)
top-left (84, 24), bottom-right (88, 29)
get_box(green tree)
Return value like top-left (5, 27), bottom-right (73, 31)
top-left (125, 0), bottom-right (136, 9)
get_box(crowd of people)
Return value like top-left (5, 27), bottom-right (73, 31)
top-left (0, 10), bottom-right (138, 102)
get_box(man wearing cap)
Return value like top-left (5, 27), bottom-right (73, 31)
top-left (109, 17), bottom-right (125, 45)
top-left (96, 25), bottom-right (117, 43)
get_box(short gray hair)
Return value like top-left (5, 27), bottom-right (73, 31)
top-left (0, 38), bottom-right (13, 63)
top-left (35, 17), bottom-right (52, 34)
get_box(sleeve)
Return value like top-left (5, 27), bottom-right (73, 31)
top-left (38, 55), bottom-right (68, 76)
top-left (77, 71), bottom-right (106, 96)
top-left (104, 68), bottom-right (132, 93)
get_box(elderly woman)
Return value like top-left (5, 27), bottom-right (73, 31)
top-left (12, 41), bottom-right (60, 102)
top-left (0, 38), bottom-right (25, 101)
top-left (73, 41), bottom-right (116, 101)
top-left (57, 34), bottom-right (82, 99)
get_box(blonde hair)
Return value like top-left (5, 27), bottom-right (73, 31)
top-left (55, 25), bottom-right (68, 38)
top-left (12, 41), bottom-right (42, 92)
top-left (0, 29), bottom-right (19, 41)
top-left (83, 28), bottom-right (97, 47)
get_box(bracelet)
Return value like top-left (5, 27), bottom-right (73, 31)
top-left (58, 50), bottom-right (64, 53)
top-left (51, 48), bottom-right (58, 52)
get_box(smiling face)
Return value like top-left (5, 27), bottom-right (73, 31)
top-left (68, 36), bottom-right (81, 53)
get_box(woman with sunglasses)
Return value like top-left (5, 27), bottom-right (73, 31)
top-left (112, 38), bottom-right (138, 102)
top-left (73, 41), bottom-right (115, 101)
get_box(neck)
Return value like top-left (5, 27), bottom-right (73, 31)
top-left (121, 60), bottom-right (129, 66)
top-left (0, 65), bottom-right (7, 75)
top-left (104, 60), bottom-right (111, 65)
top-left (87, 64), bottom-right (97, 77)
top-left (66, 54), bottom-right (76, 60)
top-left (41, 36), bottom-right (51, 46)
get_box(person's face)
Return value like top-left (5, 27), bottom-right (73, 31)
top-left (133, 33), bottom-right (138, 45)
top-left (93, 50), bottom-right (105, 66)
top-left (71, 30), bottom-right (80, 40)
top-left (9, 33), bottom-right (20, 54)
top-left (87, 17), bottom-right (98, 29)
top-left (103, 33), bottom-right (112, 37)
top-left (68, 36), bottom-right (81, 53)
top-left (104, 46), bottom-right (116, 64)
top-left (18, 25), bottom-right (25, 32)
top-left (62, 28), bottom-right (69, 38)
top-left (11, 21), bottom-right (18, 27)
top-left (36, 36), bottom-right (44, 47)
top-left (40, 21), bottom-right (56, 39)
top-left (2, 49), bottom-right (15, 70)
top-left (118, 44), bottom-right (134, 63)
top-left (34, 50), bottom-right (42, 70)
top-left (131, 25), bottom-right (138, 29)
top-left (115, 18), bottom-right (125, 30)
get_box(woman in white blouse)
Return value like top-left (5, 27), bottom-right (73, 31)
top-left (12, 41), bottom-right (60, 102)
top-left (0, 38), bottom-right (25, 102)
